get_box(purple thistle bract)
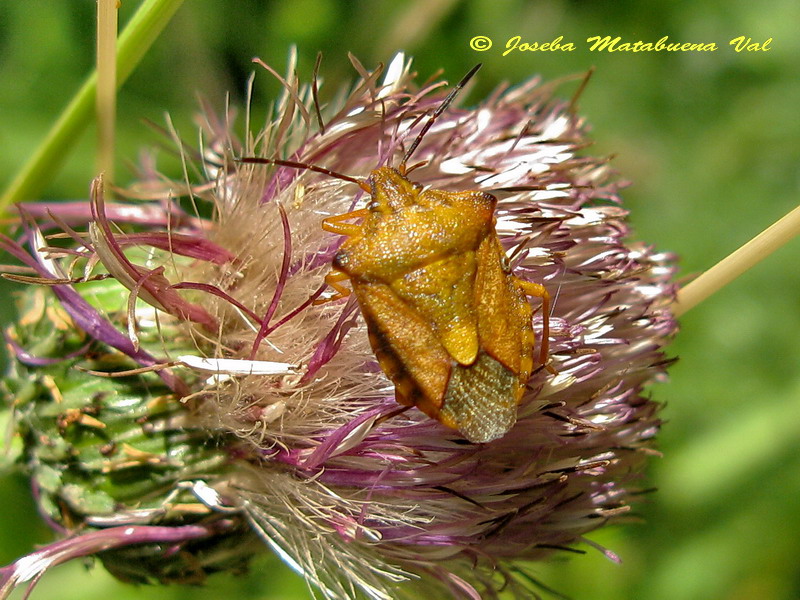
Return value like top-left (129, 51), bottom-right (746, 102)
top-left (0, 54), bottom-right (677, 599)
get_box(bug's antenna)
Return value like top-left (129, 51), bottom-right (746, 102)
top-left (400, 63), bottom-right (482, 172)
top-left (312, 52), bottom-right (326, 134)
top-left (239, 157), bottom-right (371, 193)
top-left (567, 67), bottom-right (595, 115)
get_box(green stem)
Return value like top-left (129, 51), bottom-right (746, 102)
top-left (96, 0), bottom-right (120, 182)
top-left (0, 0), bottom-right (186, 212)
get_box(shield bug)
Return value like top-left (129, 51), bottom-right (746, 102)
top-left (243, 64), bottom-right (551, 443)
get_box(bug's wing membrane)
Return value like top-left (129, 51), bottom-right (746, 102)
top-left (440, 353), bottom-right (518, 443)
top-left (353, 281), bottom-right (453, 417)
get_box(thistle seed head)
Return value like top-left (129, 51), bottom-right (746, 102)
top-left (1, 54), bottom-right (677, 599)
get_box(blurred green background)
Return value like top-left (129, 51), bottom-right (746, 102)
top-left (2, 1), bottom-right (799, 599)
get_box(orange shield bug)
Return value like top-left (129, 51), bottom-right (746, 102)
top-left (242, 64), bottom-right (551, 443)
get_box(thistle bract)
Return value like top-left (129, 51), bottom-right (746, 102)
top-left (1, 54), bottom-right (677, 599)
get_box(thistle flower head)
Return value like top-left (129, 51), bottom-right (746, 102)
top-left (1, 54), bottom-right (677, 599)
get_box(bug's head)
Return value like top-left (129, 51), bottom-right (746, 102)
top-left (367, 166), bottom-right (422, 214)
top-left (362, 64), bottom-right (482, 216)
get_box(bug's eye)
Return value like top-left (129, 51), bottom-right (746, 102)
top-left (333, 250), bottom-right (349, 268)
top-left (500, 254), bottom-right (511, 273)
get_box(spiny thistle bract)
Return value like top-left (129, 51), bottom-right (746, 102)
top-left (1, 54), bottom-right (677, 599)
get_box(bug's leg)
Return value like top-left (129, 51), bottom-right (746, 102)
top-left (321, 208), bottom-right (370, 237)
top-left (313, 268), bottom-right (352, 305)
top-left (517, 280), bottom-right (555, 374)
